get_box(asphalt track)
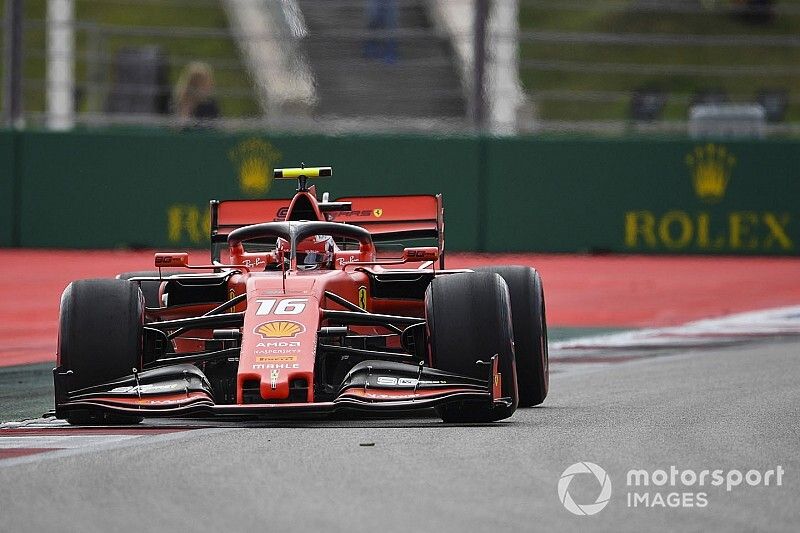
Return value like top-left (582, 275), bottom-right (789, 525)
top-left (1, 338), bottom-right (798, 532)
top-left (2, 250), bottom-right (799, 531)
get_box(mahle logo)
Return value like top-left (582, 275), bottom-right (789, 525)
top-left (685, 144), bottom-right (736, 203)
top-left (558, 462), bottom-right (612, 516)
top-left (229, 138), bottom-right (282, 196)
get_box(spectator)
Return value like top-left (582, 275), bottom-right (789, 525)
top-left (732, 0), bottom-right (775, 24)
top-left (364, 0), bottom-right (398, 63)
top-left (174, 61), bottom-right (220, 127)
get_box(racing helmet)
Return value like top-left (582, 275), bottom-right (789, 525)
top-left (276, 235), bottom-right (336, 269)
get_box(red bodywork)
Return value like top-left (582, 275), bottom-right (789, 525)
top-left (54, 184), bottom-right (506, 419)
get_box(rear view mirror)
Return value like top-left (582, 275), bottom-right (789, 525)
top-left (154, 252), bottom-right (189, 268)
top-left (402, 247), bottom-right (439, 262)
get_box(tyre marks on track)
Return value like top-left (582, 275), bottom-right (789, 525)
top-left (550, 305), bottom-right (800, 372)
top-left (0, 419), bottom-right (201, 466)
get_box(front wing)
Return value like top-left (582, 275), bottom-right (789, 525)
top-left (54, 358), bottom-right (509, 420)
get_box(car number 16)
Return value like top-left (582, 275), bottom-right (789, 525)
top-left (255, 298), bottom-right (308, 316)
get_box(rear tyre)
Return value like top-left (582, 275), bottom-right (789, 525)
top-left (58, 279), bottom-right (144, 425)
top-left (116, 271), bottom-right (167, 308)
top-left (425, 272), bottom-right (518, 422)
top-left (474, 266), bottom-right (549, 406)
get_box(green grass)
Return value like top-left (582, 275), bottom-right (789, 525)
top-left (1, 0), bottom-right (260, 119)
top-left (520, 1), bottom-right (800, 122)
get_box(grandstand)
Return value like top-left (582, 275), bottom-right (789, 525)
top-left (519, 0), bottom-right (800, 133)
top-left (2, 0), bottom-right (800, 135)
top-left (1, 0), bottom-right (259, 121)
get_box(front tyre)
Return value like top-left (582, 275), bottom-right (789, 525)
top-left (116, 271), bottom-right (164, 308)
top-left (474, 266), bottom-right (549, 406)
top-left (57, 279), bottom-right (144, 425)
top-left (425, 272), bottom-right (518, 422)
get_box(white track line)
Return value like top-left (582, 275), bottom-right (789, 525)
top-left (0, 435), bottom-right (140, 449)
top-left (0, 427), bottom-right (230, 468)
top-left (553, 305), bottom-right (800, 354)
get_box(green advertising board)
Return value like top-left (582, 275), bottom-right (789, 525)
top-left (3, 129), bottom-right (799, 255)
top-left (485, 138), bottom-right (800, 255)
top-left (15, 130), bottom-right (480, 250)
top-left (0, 131), bottom-right (17, 247)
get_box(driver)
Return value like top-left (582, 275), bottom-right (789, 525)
top-left (275, 235), bottom-right (336, 270)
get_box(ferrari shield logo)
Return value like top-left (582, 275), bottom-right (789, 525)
top-left (372, 209), bottom-right (383, 218)
top-left (358, 286), bottom-right (368, 310)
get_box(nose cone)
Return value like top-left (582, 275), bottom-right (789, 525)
top-left (237, 289), bottom-right (320, 404)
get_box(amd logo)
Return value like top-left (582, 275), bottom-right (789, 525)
top-left (256, 341), bottom-right (301, 348)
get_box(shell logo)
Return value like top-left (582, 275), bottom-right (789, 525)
top-left (254, 321), bottom-right (305, 339)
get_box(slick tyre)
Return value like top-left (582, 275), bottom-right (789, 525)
top-left (474, 266), bottom-right (549, 406)
top-left (425, 272), bottom-right (518, 422)
top-left (58, 279), bottom-right (144, 425)
top-left (116, 271), bottom-right (165, 308)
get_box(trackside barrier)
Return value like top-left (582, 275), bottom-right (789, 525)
top-left (0, 131), bottom-right (17, 247)
top-left (11, 130), bottom-right (481, 250)
top-left (483, 138), bottom-right (800, 255)
top-left (0, 129), bottom-right (797, 255)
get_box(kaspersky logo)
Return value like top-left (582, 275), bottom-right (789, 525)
top-left (685, 144), bottom-right (736, 203)
top-left (558, 462), bottom-right (612, 516)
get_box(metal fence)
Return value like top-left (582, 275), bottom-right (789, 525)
top-left (0, 0), bottom-right (481, 133)
top-left (518, 0), bottom-right (800, 136)
top-left (2, 0), bottom-right (800, 136)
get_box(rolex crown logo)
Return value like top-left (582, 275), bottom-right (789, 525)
top-left (229, 138), bottom-right (282, 196)
top-left (685, 144), bottom-right (735, 203)
top-left (239, 157), bottom-right (269, 196)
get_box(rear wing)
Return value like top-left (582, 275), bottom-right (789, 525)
top-left (331, 195), bottom-right (443, 241)
top-left (210, 199), bottom-right (290, 262)
top-left (210, 194), bottom-right (444, 266)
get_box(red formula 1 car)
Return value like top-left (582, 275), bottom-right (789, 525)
top-left (54, 167), bottom-right (548, 424)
